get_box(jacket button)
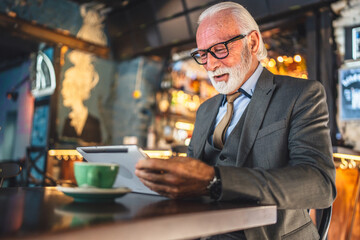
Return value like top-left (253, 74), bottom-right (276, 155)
top-left (219, 155), bottom-right (226, 161)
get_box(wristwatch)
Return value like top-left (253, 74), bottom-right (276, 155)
top-left (207, 166), bottom-right (222, 200)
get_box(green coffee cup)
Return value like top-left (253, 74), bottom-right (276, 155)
top-left (74, 162), bottom-right (119, 188)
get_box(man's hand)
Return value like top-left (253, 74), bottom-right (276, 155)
top-left (135, 157), bottom-right (215, 199)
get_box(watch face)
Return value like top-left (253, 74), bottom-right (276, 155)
top-left (209, 178), bottom-right (222, 200)
top-left (208, 167), bottom-right (222, 200)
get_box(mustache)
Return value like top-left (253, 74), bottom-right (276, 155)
top-left (207, 67), bottom-right (231, 77)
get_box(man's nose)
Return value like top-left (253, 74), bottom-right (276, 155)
top-left (205, 53), bottom-right (220, 72)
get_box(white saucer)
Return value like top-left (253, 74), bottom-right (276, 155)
top-left (57, 186), bottom-right (131, 202)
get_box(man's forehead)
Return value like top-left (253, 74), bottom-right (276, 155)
top-left (196, 14), bottom-right (240, 48)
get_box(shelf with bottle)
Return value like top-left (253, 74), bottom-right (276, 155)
top-left (153, 57), bottom-right (217, 149)
top-left (157, 69), bottom-right (217, 118)
top-left (151, 115), bottom-right (193, 150)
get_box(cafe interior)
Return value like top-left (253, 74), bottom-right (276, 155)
top-left (0, 0), bottom-right (360, 239)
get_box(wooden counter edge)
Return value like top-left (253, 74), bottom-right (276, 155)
top-left (31, 205), bottom-right (277, 240)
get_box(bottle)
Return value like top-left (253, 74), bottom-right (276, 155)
top-left (147, 126), bottom-right (156, 149)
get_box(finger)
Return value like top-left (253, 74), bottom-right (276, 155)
top-left (136, 157), bottom-right (205, 177)
top-left (139, 178), bottom-right (194, 199)
top-left (136, 168), bottom-right (167, 175)
top-left (135, 169), bottom-right (164, 182)
top-left (140, 178), bottom-right (178, 195)
top-left (135, 169), bottom-right (179, 185)
top-left (136, 158), bottom-right (175, 172)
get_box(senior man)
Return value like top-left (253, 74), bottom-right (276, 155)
top-left (135, 2), bottom-right (336, 239)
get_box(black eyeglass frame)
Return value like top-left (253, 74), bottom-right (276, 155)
top-left (191, 34), bottom-right (247, 65)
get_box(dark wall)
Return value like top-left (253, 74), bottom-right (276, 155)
top-left (106, 0), bottom-right (334, 60)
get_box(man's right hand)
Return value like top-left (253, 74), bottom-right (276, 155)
top-left (135, 156), bottom-right (215, 199)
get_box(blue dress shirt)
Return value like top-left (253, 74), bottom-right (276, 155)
top-left (210, 63), bottom-right (264, 145)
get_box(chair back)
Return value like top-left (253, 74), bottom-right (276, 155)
top-left (317, 206), bottom-right (332, 240)
top-left (0, 162), bottom-right (22, 187)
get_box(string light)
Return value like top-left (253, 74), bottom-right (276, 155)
top-left (268, 58), bottom-right (276, 68)
top-left (294, 55), bottom-right (302, 63)
top-left (175, 121), bottom-right (194, 131)
top-left (133, 90), bottom-right (142, 99)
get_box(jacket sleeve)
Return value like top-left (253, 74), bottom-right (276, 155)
top-left (218, 81), bottom-right (336, 209)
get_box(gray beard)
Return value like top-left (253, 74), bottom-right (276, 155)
top-left (208, 45), bottom-right (252, 94)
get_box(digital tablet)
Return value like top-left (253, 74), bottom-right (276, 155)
top-left (76, 145), bottom-right (159, 195)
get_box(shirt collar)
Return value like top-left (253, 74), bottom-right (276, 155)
top-left (221, 63), bottom-right (264, 105)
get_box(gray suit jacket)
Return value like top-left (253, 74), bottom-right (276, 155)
top-left (188, 68), bottom-right (336, 240)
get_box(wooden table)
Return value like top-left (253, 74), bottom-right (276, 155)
top-left (0, 187), bottom-right (276, 240)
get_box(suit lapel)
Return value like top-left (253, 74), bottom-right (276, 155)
top-left (236, 68), bottom-right (276, 166)
top-left (193, 94), bottom-right (223, 159)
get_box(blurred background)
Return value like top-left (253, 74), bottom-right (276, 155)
top-left (0, 1), bottom-right (359, 239)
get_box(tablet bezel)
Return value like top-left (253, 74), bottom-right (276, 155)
top-left (76, 145), bottom-right (158, 195)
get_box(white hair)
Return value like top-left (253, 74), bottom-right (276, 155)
top-left (198, 2), bottom-right (267, 61)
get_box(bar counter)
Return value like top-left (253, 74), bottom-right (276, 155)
top-left (0, 187), bottom-right (276, 239)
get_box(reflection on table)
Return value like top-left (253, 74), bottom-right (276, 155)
top-left (0, 187), bottom-right (276, 240)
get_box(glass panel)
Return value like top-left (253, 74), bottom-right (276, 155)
top-left (158, 16), bottom-right (189, 45)
top-left (151, 0), bottom-right (184, 20)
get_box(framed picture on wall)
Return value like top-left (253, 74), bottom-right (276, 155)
top-left (339, 66), bottom-right (360, 120)
top-left (352, 26), bottom-right (360, 60)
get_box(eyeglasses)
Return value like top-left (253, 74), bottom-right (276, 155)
top-left (191, 34), bottom-right (247, 65)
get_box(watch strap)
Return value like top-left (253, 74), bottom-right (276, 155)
top-left (207, 166), bottom-right (222, 200)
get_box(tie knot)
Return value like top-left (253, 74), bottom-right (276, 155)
top-left (226, 92), bottom-right (241, 103)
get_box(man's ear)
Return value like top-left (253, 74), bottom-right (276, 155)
top-left (248, 31), bottom-right (260, 54)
